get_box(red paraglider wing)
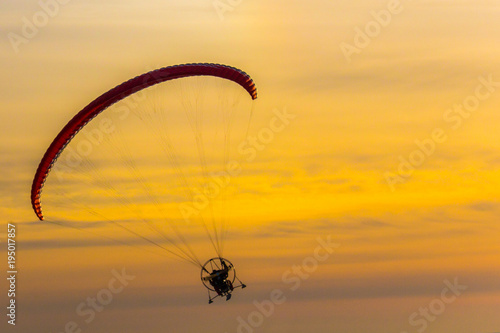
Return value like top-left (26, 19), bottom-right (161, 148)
top-left (31, 63), bottom-right (258, 220)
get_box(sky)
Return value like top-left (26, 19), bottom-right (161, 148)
top-left (1, 0), bottom-right (500, 333)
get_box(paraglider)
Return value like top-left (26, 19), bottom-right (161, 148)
top-left (30, 63), bottom-right (257, 303)
top-left (201, 257), bottom-right (246, 303)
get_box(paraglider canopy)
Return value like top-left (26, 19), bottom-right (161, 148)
top-left (30, 63), bottom-right (256, 302)
top-left (31, 63), bottom-right (257, 221)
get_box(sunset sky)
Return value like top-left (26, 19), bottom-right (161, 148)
top-left (1, 1), bottom-right (500, 333)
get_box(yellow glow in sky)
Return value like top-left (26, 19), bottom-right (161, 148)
top-left (1, 1), bottom-right (500, 333)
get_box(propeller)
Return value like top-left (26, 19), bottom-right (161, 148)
top-left (202, 265), bottom-right (233, 281)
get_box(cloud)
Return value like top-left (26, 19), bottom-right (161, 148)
top-left (466, 201), bottom-right (499, 212)
top-left (285, 58), bottom-right (495, 95)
